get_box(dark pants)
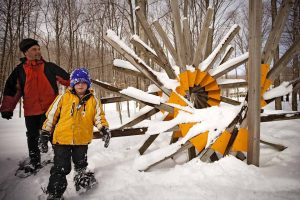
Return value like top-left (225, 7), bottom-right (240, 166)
top-left (47, 145), bottom-right (88, 197)
top-left (24, 114), bottom-right (46, 166)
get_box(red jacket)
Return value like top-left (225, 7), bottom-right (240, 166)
top-left (0, 57), bottom-right (70, 116)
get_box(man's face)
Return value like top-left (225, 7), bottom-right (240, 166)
top-left (24, 45), bottom-right (41, 60)
top-left (74, 82), bottom-right (88, 96)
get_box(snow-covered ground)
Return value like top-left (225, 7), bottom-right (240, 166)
top-left (0, 100), bottom-right (300, 200)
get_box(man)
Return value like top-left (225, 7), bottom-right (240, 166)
top-left (0, 38), bottom-right (70, 173)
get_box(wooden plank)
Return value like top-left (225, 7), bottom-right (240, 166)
top-left (100, 96), bottom-right (128, 104)
top-left (247, 0), bottom-right (262, 166)
top-left (91, 79), bottom-right (174, 113)
top-left (219, 46), bottom-right (234, 65)
top-left (135, 7), bottom-right (177, 79)
top-left (219, 81), bottom-right (248, 89)
top-left (93, 127), bottom-right (147, 139)
top-left (104, 34), bottom-right (171, 96)
top-left (153, 20), bottom-right (179, 65)
top-left (139, 134), bottom-right (159, 155)
top-left (262, 0), bottom-right (294, 64)
top-left (113, 65), bottom-right (146, 78)
top-left (260, 139), bottom-right (287, 151)
top-left (267, 38), bottom-right (300, 81)
top-left (130, 37), bottom-right (166, 68)
top-left (220, 96), bottom-right (241, 105)
top-left (119, 108), bottom-right (160, 129)
top-left (261, 112), bottom-right (300, 122)
top-left (204, 25), bottom-right (240, 72)
top-left (182, 18), bottom-right (192, 65)
top-left (192, 8), bottom-right (214, 67)
top-left (170, 0), bottom-right (186, 67)
top-left (212, 57), bottom-right (248, 79)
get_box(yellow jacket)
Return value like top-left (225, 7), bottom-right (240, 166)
top-left (42, 89), bottom-right (108, 145)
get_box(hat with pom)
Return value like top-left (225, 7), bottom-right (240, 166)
top-left (70, 68), bottom-right (91, 88)
top-left (19, 38), bottom-right (39, 53)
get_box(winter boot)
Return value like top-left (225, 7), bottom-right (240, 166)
top-left (47, 194), bottom-right (64, 200)
top-left (74, 170), bottom-right (97, 192)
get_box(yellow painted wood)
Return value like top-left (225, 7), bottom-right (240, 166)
top-left (211, 131), bottom-right (231, 155)
top-left (195, 70), bottom-right (207, 85)
top-left (200, 74), bottom-right (215, 87)
top-left (173, 131), bottom-right (182, 138)
top-left (188, 70), bottom-right (197, 87)
top-left (231, 128), bottom-right (248, 152)
top-left (261, 79), bottom-right (272, 94)
top-left (176, 86), bottom-right (187, 96)
top-left (167, 92), bottom-right (188, 107)
top-left (260, 64), bottom-right (270, 87)
top-left (179, 71), bottom-right (189, 91)
top-left (208, 90), bottom-right (221, 100)
top-left (261, 99), bottom-right (267, 107)
top-left (179, 123), bottom-right (196, 137)
top-left (205, 81), bottom-right (219, 91)
top-left (207, 98), bottom-right (220, 106)
top-left (190, 131), bottom-right (209, 152)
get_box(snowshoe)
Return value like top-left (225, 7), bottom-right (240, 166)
top-left (38, 187), bottom-right (64, 200)
top-left (15, 158), bottom-right (52, 178)
top-left (74, 171), bottom-right (98, 193)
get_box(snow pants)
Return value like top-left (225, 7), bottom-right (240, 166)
top-left (47, 145), bottom-right (88, 198)
top-left (24, 114), bottom-right (45, 166)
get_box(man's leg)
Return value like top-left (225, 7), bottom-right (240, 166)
top-left (47, 145), bottom-right (72, 198)
top-left (24, 115), bottom-right (43, 167)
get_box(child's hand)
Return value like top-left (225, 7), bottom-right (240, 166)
top-left (100, 127), bottom-right (111, 148)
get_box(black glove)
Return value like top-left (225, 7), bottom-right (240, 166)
top-left (100, 127), bottom-right (111, 148)
top-left (1, 112), bottom-right (13, 120)
top-left (39, 130), bottom-right (51, 153)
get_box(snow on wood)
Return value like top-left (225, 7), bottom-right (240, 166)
top-left (210, 52), bottom-right (249, 76)
top-left (199, 24), bottom-right (238, 71)
top-left (152, 70), bottom-right (180, 91)
top-left (113, 59), bottom-right (139, 72)
top-left (263, 81), bottom-right (293, 100)
top-left (217, 79), bottom-right (246, 84)
top-left (131, 34), bottom-right (157, 56)
top-left (136, 104), bottom-right (241, 171)
top-left (120, 87), bottom-right (162, 105)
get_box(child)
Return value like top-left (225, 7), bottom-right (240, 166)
top-left (40, 67), bottom-right (111, 199)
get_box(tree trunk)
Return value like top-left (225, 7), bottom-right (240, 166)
top-left (292, 2), bottom-right (299, 111)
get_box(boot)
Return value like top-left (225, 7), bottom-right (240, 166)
top-left (74, 170), bottom-right (97, 191)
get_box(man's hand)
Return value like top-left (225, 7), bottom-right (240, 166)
top-left (100, 127), bottom-right (111, 148)
top-left (1, 112), bottom-right (13, 120)
top-left (39, 130), bottom-right (51, 153)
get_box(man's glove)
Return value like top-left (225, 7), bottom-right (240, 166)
top-left (100, 127), bottom-right (111, 148)
top-left (39, 130), bottom-right (51, 153)
top-left (1, 112), bottom-right (13, 120)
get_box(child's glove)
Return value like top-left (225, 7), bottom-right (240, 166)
top-left (100, 127), bottom-right (111, 148)
top-left (1, 112), bottom-right (13, 120)
top-left (39, 130), bottom-right (51, 153)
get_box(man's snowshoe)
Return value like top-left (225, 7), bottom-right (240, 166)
top-left (74, 171), bottom-right (98, 193)
top-left (15, 158), bottom-right (52, 178)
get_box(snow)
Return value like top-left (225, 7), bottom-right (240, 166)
top-left (263, 81), bottom-right (293, 100)
top-left (210, 52), bottom-right (249, 76)
top-left (120, 87), bottom-right (162, 105)
top-left (217, 78), bottom-right (246, 84)
top-left (131, 35), bottom-right (157, 56)
top-left (1, 100), bottom-right (300, 200)
top-left (113, 59), bottom-right (139, 72)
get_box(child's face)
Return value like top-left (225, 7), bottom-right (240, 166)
top-left (74, 82), bottom-right (88, 96)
